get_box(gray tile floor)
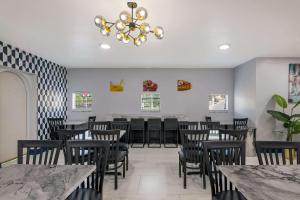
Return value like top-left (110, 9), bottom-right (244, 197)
top-left (102, 147), bottom-right (258, 200)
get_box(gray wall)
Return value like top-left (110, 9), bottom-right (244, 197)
top-left (67, 68), bottom-right (234, 121)
top-left (234, 59), bottom-right (257, 127)
top-left (234, 57), bottom-right (300, 141)
top-left (256, 58), bottom-right (300, 141)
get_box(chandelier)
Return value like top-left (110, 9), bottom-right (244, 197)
top-left (94, 2), bottom-right (164, 46)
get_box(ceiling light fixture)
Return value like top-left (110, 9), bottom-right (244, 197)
top-left (218, 44), bottom-right (231, 50)
top-left (94, 2), bottom-right (164, 47)
top-left (100, 43), bottom-right (111, 49)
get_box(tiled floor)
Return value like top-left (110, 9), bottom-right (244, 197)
top-left (102, 147), bottom-right (210, 200)
top-left (102, 147), bottom-right (258, 200)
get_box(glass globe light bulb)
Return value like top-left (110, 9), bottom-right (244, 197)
top-left (136, 7), bottom-right (148, 20)
top-left (139, 33), bottom-right (147, 43)
top-left (153, 26), bottom-right (164, 39)
top-left (101, 26), bottom-right (111, 36)
top-left (94, 16), bottom-right (106, 28)
top-left (119, 11), bottom-right (131, 23)
top-left (140, 23), bottom-right (151, 34)
top-left (134, 37), bottom-right (142, 46)
top-left (122, 35), bottom-right (130, 44)
top-left (116, 32), bottom-right (125, 41)
top-left (115, 20), bottom-right (126, 31)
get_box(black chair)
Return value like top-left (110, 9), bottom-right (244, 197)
top-left (218, 129), bottom-right (248, 141)
top-left (164, 118), bottom-right (179, 148)
top-left (233, 118), bottom-right (248, 130)
top-left (147, 118), bottom-right (162, 148)
top-left (111, 121), bottom-right (130, 170)
top-left (179, 121), bottom-right (199, 131)
top-left (91, 130), bottom-right (126, 190)
top-left (88, 116), bottom-right (96, 129)
top-left (57, 129), bottom-right (88, 141)
top-left (200, 121), bottom-right (220, 139)
top-left (48, 118), bottom-right (65, 140)
top-left (113, 118), bottom-right (127, 122)
top-left (17, 140), bottom-right (63, 165)
top-left (65, 140), bottom-right (110, 200)
top-left (203, 141), bottom-right (246, 200)
top-left (90, 121), bottom-right (111, 131)
top-left (178, 130), bottom-right (209, 189)
top-left (205, 116), bottom-right (212, 122)
top-left (130, 118), bottom-right (145, 148)
top-left (57, 129), bottom-right (88, 164)
top-left (255, 141), bottom-right (300, 165)
top-left (200, 121), bottom-right (220, 130)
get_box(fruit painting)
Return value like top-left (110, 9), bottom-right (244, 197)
top-left (110, 80), bottom-right (124, 92)
top-left (177, 80), bottom-right (192, 91)
top-left (143, 80), bottom-right (158, 91)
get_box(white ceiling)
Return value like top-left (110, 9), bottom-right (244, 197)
top-left (0, 0), bottom-right (300, 68)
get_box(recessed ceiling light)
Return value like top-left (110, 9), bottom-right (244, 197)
top-left (218, 44), bottom-right (231, 50)
top-left (100, 43), bottom-right (111, 49)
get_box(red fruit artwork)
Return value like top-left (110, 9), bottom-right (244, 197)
top-left (143, 80), bottom-right (158, 91)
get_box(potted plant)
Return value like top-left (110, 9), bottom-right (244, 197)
top-left (267, 94), bottom-right (300, 159)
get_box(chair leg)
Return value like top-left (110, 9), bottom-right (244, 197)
top-left (126, 153), bottom-right (129, 171)
top-left (183, 162), bottom-right (187, 189)
top-left (179, 159), bottom-right (181, 177)
top-left (148, 130), bottom-right (150, 147)
top-left (159, 130), bottom-right (162, 148)
top-left (202, 158), bottom-right (206, 189)
top-left (114, 162), bottom-right (118, 190)
top-left (123, 161), bottom-right (126, 178)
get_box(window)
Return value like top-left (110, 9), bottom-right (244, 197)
top-left (72, 91), bottom-right (93, 111)
top-left (141, 92), bottom-right (160, 112)
top-left (209, 94), bottom-right (228, 111)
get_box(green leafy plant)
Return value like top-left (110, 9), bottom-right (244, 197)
top-left (267, 94), bottom-right (300, 141)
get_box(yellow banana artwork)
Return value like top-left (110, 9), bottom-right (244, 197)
top-left (110, 80), bottom-right (124, 92)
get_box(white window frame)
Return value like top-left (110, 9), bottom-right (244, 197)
top-left (72, 91), bottom-right (93, 112)
top-left (141, 92), bottom-right (160, 112)
top-left (208, 94), bottom-right (229, 112)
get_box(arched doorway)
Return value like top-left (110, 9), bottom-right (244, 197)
top-left (0, 69), bottom-right (37, 163)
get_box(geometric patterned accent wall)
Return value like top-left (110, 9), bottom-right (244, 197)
top-left (0, 41), bottom-right (67, 140)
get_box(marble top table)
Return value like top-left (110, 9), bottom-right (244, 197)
top-left (218, 165), bottom-right (300, 200)
top-left (64, 120), bottom-right (87, 125)
top-left (63, 120), bottom-right (87, 129)
top-left (0, 164), bottom-right (95, 200)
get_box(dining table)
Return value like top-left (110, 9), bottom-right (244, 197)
top-left (0, 164), bottom-right (95, 200)
top-left (217, 165), bottom-right (300, 200)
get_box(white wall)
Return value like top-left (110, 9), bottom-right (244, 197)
top-left (233, 57), bottom-right (300, 141)
top-left (0, 69), bottom-right (37, 162)
top-left (67, 68), bottom-right (234, 121)
top-left (234, 59), bottom-right (257, 127)
top-left (256, 58), bottom-right (300, 141)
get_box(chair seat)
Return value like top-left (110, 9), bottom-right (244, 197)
top-left (108, 151), bottom-right (127, 163)
top-left (119, 142), bottom-right (129, 151)
top-left (214, 191), bottom-right (246, 200)
top-left (66, 188), bottom-right (102, 200)
top-left (178, 150), bottom-right (203, 163)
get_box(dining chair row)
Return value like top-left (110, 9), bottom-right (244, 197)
top-left (178, 129), bottom-right (248, 189)
top-left (194, 140), bottom-right (300, 200)
top-left (17, 139), bottom-right (110, 200)
top-left (177, 130), bottom-right (300, 191)
top-left (56, 128), bottom-right (127, 190)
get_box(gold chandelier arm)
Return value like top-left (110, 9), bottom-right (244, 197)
top-left (128, 34), bottom-right (135, 40)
